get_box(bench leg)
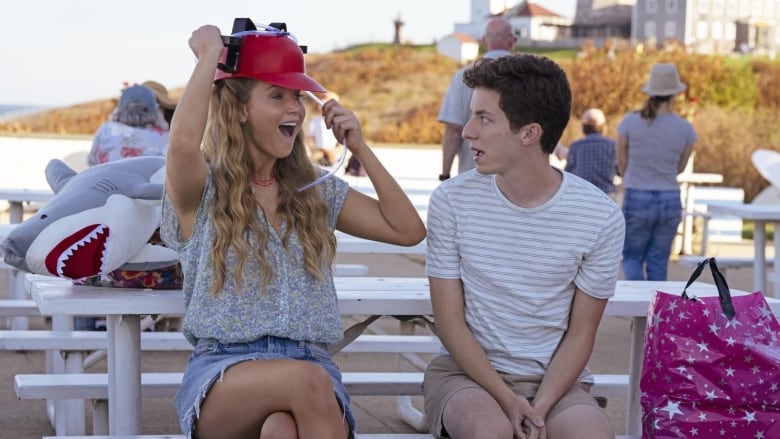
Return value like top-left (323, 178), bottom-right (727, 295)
top-left (396, 319), bottom-right (428, 433)
top-left (626, 317), bottom-right (645, 436)
top-left (55, 351), bottom-right (86, 435)
top-left (93, 399), bottom-right (109, 435)
top-left (9, 269), bottom-right (28, 330)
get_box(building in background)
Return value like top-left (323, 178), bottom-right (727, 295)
top-left (436, 32), bottom-right (480, 64)
top-left (436, 0), bottom-right (780, 60)
top-left (572, 0), bottom-right (634, 42)
top-left (453, 0), bottom-right (572, 45)
top-left (438, 0), bottom-right (573, 62)
top-left (632, 0), bottom-right (779, 55)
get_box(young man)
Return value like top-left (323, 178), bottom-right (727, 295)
top-left (423, 54), bottom-right (625, 439)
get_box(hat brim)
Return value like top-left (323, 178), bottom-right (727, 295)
top-left (257, 72), bottom-right (326, 93)
top-left (155, 95), bottom-right (178, 110)
top-left (641, 83), bottom-right (687, 96)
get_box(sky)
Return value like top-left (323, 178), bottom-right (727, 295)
top-left (0, 0), bottom-right (575, 107)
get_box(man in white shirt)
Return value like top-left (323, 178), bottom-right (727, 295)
top-left (437, 17), bottom-right (516, 181)
top-left (424, 54), bottom-right (624, 439)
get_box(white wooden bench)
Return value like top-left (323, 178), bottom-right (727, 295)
top-left (19, 372), bottom-right (629, 436)
top-left (678, 255), bottom-right (773, 275)
top-left (0, 330), bottom-right (441, 354)
top-left (0, 299), bottom-right (40, 317)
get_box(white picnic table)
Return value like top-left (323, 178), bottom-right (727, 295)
top-left (0, 188), bottom-right (55, 330)
top-left (26, 275), bottom-right (775, 436)
top-left (706, 202), bottom-right (780, 298)
top-left (0, 187), bottom-right (54, 224)
top-left (676, 172), bottom-right (724, 255)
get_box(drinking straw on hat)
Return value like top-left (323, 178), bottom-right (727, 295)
top-left (298, 91), bottom-right (348, 192)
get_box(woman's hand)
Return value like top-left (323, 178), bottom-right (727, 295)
top-left (188, 25), bottom-right (224, 62)
top-left (321, 99), bottom-right (367, 157)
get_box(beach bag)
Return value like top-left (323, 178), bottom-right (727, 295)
top-left (640, 257), bottom-right (780, 438)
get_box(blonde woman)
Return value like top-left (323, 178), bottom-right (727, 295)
top-left (162, 23), bottom-right (425, 439)
top-left (617, 63), bottom-right (696, 280)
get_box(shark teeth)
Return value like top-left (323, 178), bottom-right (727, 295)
top-left (57, 224), bottom-right (109, 277)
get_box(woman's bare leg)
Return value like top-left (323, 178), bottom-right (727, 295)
top-left (195, 359), bottom-right (349, 439)
top-left (260, 411), bottom-right (297, 439)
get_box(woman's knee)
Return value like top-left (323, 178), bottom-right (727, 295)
top-left (286, 361), bottom-right (340, 412)
top-left (260, 411), bottom-right (298, 439)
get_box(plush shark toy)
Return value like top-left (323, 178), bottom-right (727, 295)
top-left (1, 156), bottom-right (178, 280)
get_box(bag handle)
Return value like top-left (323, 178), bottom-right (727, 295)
top-left (682, 257), bottom-right (736, 319)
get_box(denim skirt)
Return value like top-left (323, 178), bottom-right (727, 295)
top-left (175, 335), bottom-right (356, 438)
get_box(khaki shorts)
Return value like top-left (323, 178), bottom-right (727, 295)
top-left (422, 355), bottom-right (601, 438)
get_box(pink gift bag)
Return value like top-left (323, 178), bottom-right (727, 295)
top-left (640, 258), bottom-right (780, 438)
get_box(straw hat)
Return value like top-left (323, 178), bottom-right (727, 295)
top-left (141, 80), bottom-right (178, 110)
top-left (641, 63), bottom-right (686, 96)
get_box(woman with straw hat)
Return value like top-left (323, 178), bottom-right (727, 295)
top-left (616, 63), bottom-right (697, 280)
top-left (142, 80), bottom-right (179, 124)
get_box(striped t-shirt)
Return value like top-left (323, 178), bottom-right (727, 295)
top-left (425, 170), bottom-right (625, 382)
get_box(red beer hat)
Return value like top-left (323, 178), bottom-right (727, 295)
top-left (214, 30), bottom-right (326, 93)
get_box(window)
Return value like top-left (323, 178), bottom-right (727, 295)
top-left (646, 0), bottom-right (658, 13)
top-left (712, 0), bottom-right (724, 15)
top-left (665, 21), bottom-right (677, 38)
top-left (725, 22), bottom-right (736, 41)
top-left (666, 0), bottom-right (678, 13)
top-left (711, 21), bottom-right (723, 40)
top-left (738, 0), bottom-right (750, 17)
top-left (698, 0), bottom-right (709, 14)
top-left (645, 20), bottom-right (657, 39)
top-left (724, 22), bottom-right (737, 41)
top-left (697, 21), bottom-right (709, 40)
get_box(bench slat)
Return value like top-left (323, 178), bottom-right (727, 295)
top-left (16, 372), bottom-right (628, 400)
top-left (678, 255), bottom-right (771, 269)
top-left (0, 299), bottom-right (40, 317)
top-left (0, 331), bottom-right (442, 353)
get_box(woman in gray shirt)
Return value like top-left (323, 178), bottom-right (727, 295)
top-left (617, 63), bottom-right (697, 280)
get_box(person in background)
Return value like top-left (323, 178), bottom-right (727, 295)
top-left (162, 23), bottom-right (425, 438)
top-left (76, 84), bottom-right (174, 330)
top-left (617, 63), bottom-right (696, 281)
top-left (437, 16), bottom-right (515, 181)
top-left (549, 142), bottom-right (569, 169)
top-left (564, 108), bottom-right (618, 200)
top-left (305, 91), bottom-right (342, 166)
top-left (87, 84), bottom-right (170, 166)
top-left (142, 80), bottom-right (179, 124)
top-left (423, 54), bottom-right (623, 439)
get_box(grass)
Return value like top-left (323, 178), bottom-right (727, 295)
top-left (742, 222), bottom-right (775, 240)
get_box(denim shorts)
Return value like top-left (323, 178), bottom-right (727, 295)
top-left (175, 335), bottom-right (356, 438)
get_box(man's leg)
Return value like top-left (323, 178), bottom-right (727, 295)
top-left (441, 387), bottom-right (512, 439)
top-left (545, 403), bottom-right (613, 439)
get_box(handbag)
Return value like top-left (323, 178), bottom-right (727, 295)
top-left (640, 257), bottom-right (780, 438)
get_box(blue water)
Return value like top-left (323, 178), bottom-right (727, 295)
top-left (0, 104), bottom-right (45, 122)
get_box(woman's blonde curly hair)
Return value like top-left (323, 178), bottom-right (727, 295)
top-left (203, 78), bottom-right (336, 294)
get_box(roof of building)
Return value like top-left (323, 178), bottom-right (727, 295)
top-left (450, 32), bottom-right (478, 43)
top-left (504, 1), bottom-right (561, 18)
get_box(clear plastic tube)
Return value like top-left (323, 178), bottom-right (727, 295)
top-left (298, 91), bottom-right (348, 192)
